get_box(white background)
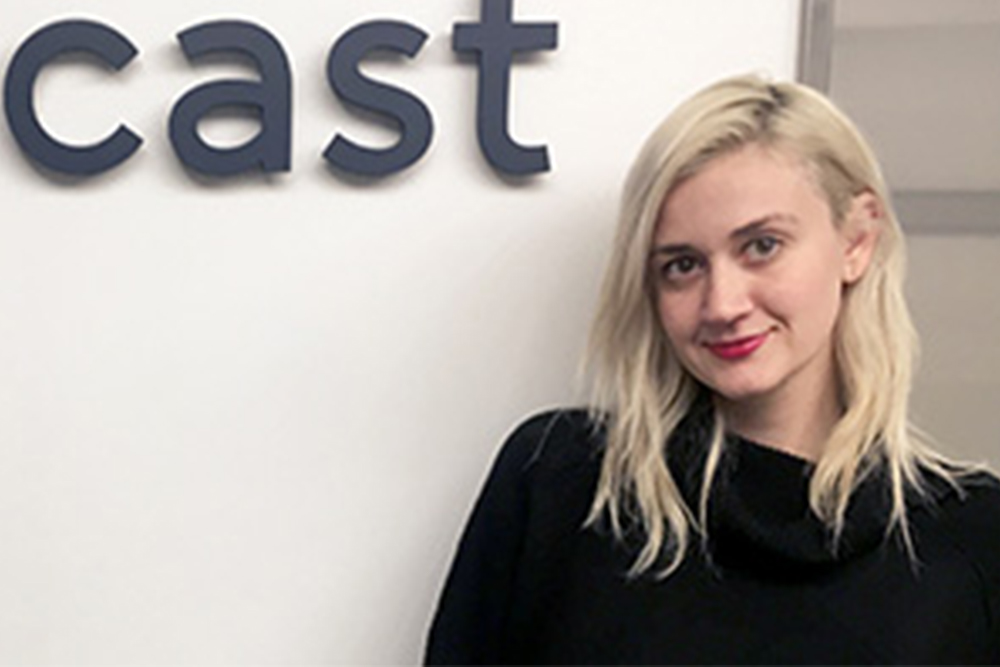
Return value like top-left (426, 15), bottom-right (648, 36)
top-left (4, 0), bottom-right (940, 663)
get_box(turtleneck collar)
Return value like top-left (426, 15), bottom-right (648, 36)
top-left (665, 397), bottom-right (894, 579)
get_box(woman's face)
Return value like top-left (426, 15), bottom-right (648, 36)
top-left (651, 145), bottom-right (872, 409)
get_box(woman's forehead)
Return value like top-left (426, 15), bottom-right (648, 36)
top-left (653, 146), bottom-right (829, 245)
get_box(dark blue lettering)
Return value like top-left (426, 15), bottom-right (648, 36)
top-left (453, 0), bottom-right (557, 176)
top-left (3, 20), bottom-right (142, 176)
top-left (169, 21), bottom-right (292, 176)
top-left (324, 21), bottom-right (432, 178)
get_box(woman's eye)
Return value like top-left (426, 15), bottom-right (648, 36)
top-left (745, 235), bottom-right (781, 261)
top-left (659, 256), bottom-right (701, 283)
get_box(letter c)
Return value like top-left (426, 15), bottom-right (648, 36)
top-left (3, 19), bottom-right (142, 176)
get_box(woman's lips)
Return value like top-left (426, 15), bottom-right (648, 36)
top-left (704, 332), bottom-right (769, 360)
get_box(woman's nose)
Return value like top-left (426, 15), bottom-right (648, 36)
top-left (701, 264), bottom-right (753, 325)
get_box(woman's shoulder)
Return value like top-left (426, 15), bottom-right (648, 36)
top-left (461, 408), bottom-right (607, 533)
top-left (914, 468), bottom-right (1000, 590)
top-left (494, 407), bottom-right (606, 479)
top-left (425, 409), bottom-right (603, 665)
top-left (921, 469), bottom-right (1000, 535)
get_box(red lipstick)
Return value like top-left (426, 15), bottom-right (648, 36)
top-left (705, 333), bottom-right (769, 360)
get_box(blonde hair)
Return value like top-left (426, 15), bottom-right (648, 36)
top-left (585, 73), bottom-right (960, 577)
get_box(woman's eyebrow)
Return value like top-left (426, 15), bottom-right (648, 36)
top-left (651, 214), bottom-right (797, 257)
top-left (730, 213), bottom-right (797, 240)
top-left (649, 242), bottom-right (696, 257)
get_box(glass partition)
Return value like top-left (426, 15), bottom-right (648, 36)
top-left (799, 0), bottom-right (1000, 233)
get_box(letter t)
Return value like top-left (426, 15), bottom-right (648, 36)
top-left (453, 0), bottom-right (557, 176)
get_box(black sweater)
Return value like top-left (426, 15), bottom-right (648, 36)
top-left (425, 408), bottom-right (1000, 664)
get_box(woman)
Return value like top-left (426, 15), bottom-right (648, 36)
top-left (424, 74), bottom-right (1000, 664)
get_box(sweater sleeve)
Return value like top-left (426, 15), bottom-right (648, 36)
top-left (961, 477), bottom-right (1000, 663)
top-left (935, 473), bottom-right (1000, 663)
top-left (423, 415), bottom-right (551, 665)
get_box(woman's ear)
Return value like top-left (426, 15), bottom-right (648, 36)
top-left (841, 191), bottom-right (881, 284)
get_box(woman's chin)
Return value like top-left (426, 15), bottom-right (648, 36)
top-left (702, 378), bottom-right (774, 406)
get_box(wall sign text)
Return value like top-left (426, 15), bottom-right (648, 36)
top-left (3, 0), bottom-right (558, 179)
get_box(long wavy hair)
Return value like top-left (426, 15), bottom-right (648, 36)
top-left (584, 74), bottom-right (960, 577)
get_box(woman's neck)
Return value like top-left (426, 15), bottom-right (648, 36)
top-left (714, 371), bottom-right (842, 463)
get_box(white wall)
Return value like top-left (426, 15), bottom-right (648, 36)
top-left (0, 1), bottom-right (800, 663)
